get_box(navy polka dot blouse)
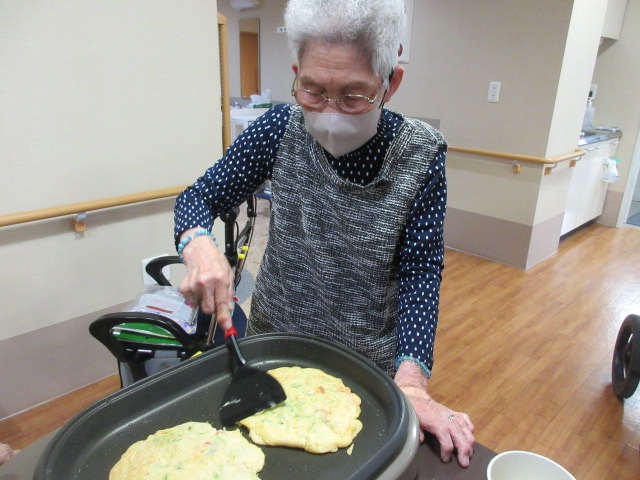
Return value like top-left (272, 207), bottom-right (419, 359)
top-left (175, 103), bottom-right (446, 377)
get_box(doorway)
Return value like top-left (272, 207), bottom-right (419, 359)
top-left (239, 18), bottom-right (260, 98)
top-left (627, 186), bottom-right (640, 226)
top-left (621, 128), bottom-right (640, 227)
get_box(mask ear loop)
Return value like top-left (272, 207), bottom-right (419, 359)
top-left (379, 70), bottom-right (395, 110)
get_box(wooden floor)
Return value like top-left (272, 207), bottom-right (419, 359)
top-left (432, 223), bottom-right (640, 479)
top-left (2, 221), bottom-right (639, 479)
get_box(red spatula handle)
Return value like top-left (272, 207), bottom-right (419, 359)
top-left (224, 324), bottom-right (246, 366)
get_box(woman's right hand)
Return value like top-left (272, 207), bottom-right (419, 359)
top-left (178, 228), bottom-right (235, 332)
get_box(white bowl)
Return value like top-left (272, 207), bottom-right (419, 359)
top-left (487, 450), bottom-right (576, 480)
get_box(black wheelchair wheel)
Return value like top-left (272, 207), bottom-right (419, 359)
top-left (612, 314), bottom-right (640, 399)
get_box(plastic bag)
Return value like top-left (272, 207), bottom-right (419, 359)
top-left (601, 157), bottom-right (620, 184)
top-left (128, 286), bottom-right (198, 334)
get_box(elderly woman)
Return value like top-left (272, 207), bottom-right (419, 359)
top-left (175, 0), bottom-right (475, 467)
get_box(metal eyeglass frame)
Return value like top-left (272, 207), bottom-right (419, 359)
top-left (290, 76), bottom-right (387, 114)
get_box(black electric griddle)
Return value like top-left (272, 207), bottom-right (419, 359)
top-left (34, 333), bottom-right (414, 480)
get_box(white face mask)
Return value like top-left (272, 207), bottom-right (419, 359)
top-left (302, 106), bottom-right (382, 158)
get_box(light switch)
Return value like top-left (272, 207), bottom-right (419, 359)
top-left (488, 81), bottom-right (501, 103)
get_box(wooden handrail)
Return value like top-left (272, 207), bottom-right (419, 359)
top-left (449, 146), bottom-right (586, 174)
top-left (449, 146), bottom-right (586, 165)
top-left (0, 147), bottom-right (587, 229)
top-left (0, 186), bottom-right (186, 228)
top-left (218, 12), bottom-right (231, 150)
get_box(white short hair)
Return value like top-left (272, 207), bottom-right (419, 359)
top-left (284, 0), bottom-right (406, 84)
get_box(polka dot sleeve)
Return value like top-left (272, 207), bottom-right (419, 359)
top-left (173, 104), bottom-right (292, 244)
top-left (395, 145), bottom-right (447, 377)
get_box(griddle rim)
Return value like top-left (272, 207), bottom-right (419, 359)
top-left (34, 333), bottom-right (411, 480)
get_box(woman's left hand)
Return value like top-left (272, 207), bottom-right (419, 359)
top-left (395, 361), bottom-right (475, 467)
top-left (0, 444), bottom-right (18, 466)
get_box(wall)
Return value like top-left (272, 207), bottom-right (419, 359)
top-left (547, 0), bottom-right (608, 158)
top-left (391, 0), bottom-right (571, 156)
top-left (0, 0), bottom-right (222, 217)
top-left (0, 0), bottom-right (223, 419)
top-left (391, 0), bottom-right (604, 268)
top-left (591, 0), bottom-right (640, 225)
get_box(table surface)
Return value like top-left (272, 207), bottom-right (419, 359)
top-left (417, 437), bottom-right (496, 479)
top-left (230, 107), bottom-right (270, 119)
top-left (1, 431), bottom-right (495, 479)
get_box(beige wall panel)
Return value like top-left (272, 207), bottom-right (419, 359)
top-left (1, 202), bottom-right (174, 341)
top-left (0, 202), bottom-right (226, 342)
top-left (546, 0), bottom-right (608, 157)
top-left (446, 153), bottom-right (542, 225)
top-left (533, 162), bottom-right (575, 226)
top-left (389, 0), bottom-right (571, 156)
top-left (0, 0), bottom-right (221, 215)
top-left (0, 0), bottom-right (223, 342)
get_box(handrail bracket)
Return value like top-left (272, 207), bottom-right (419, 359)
top-left (74, 212), bottom-right (87, 232)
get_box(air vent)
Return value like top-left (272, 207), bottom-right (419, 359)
top-left (231, 0), bottom-right (260, 9)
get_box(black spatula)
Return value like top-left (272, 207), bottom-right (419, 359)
top-left (219, 325), bottom-right (286, 427)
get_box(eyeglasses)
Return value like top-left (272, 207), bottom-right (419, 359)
top-left (291, 76), bottom-right (386, 114)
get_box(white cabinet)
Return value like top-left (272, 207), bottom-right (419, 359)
top-left (230, 108), bottom-right (270, 141)
top-left (561, 138), bottom-right (619, 235)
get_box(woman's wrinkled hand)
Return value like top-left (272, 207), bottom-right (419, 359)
top-left (395, 361), bottom-right (475, 467)
top-left (0, 443), bottom-right (18, 466)
top-left (178, 229), bottom-right (235, 331)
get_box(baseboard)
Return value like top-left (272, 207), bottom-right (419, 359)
top-left (444, 208), bottom-right (562, 269)
top-left (600, 190), bottom-right (624, 226)
top-left (0, 302), bottom-right (130, 421)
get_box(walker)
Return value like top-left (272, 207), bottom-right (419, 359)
top-left (90, 194), bottom-right (258, 387)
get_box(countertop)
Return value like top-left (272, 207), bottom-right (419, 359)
top-left (578, 127), bottom-right (622, 146)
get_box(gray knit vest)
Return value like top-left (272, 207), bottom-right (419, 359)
top-left (247, 105), bottom-right (445, 375)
